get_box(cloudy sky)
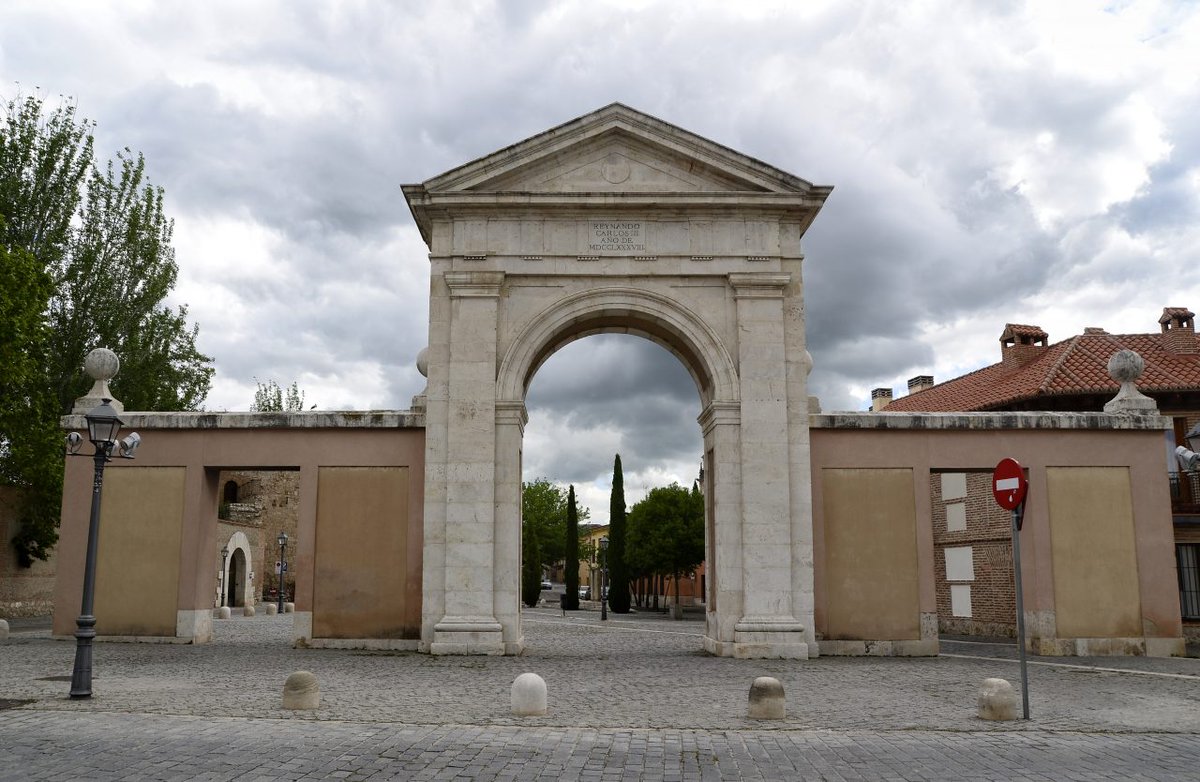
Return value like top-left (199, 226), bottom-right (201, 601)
top-left (4, 1), bottom-right (1199, 521)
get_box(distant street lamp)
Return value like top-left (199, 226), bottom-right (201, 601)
top-left (66, 398), bottom-right (139, 699)
top-left (600, 536), bottom-right (609, 622)
top-left (277, 531), bottom-right (289, 614)
top-left (220, 545), bottom-right (230, 607)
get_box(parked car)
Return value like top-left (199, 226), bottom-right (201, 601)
top-left (578, 586), bottom-right (591, 600)
top-left (540, 579), bottom-right (552, 590)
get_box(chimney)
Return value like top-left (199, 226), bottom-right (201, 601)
top-left (1159, 307), bottom-right (1197, 354)
top-left (1000, 323), bottom-right (1049, 367)
top-left (870, 387), bottom-right (893, 411)
top-left (907, 375), bottom-right (934, 394)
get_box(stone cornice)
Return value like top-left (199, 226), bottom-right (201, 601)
top-left (494, 400), bottom-right (530, 434)
top-left (809, 411), bottom-right (1172, 431)
top-left (444, 271), bottom-right (505, 298)
top-left (698, 401), bottom-right (741, 435)
top-left (405, 193), bottom-right (829, 249)
top-left (60, 410), bottom-right (426, 431)
top-left (729, 272), bottom-right (791, 298)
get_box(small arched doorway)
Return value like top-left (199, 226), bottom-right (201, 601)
top-left (228, 549), bottom-right (246, 606)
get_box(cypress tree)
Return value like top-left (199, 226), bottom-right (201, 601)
top-left (608, 454), bottom-right (632, 613)
top-left (521, 516), bottom-right (542, 608)
top-left (564, 484), bottom-right (580, 610)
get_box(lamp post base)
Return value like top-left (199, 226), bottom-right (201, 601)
top-left (70, 614), bottom-right (97, 699)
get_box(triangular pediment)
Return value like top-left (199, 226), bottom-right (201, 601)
top-left (470, 131), bottom-right (769, 193)
top-left (416, 103), bottom-right (821, 195)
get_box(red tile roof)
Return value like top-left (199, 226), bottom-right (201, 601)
top-left (885, 329), bottom-right (1200, 412)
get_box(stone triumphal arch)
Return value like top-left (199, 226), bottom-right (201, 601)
top-left (405, 104), bottom-right (832, 658)
top-left (49, 104), bottom-right (1185, 659)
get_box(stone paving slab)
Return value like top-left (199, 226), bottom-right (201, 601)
top-left (2, 711), bottom-right (1198, 781)
top-left (1, 606), bottom-right (1198, 780)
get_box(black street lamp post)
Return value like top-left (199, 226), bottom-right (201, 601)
top-left (219, 545), bottom-right (230, 607)
top-left (277, 531), bottom-right (288, 614)
top-left (600, 536), bottom-right (609, 622)
top-left (67, 398), bottom-right (138, 699)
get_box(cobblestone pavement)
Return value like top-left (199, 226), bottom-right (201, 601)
top-left (1, 605), bottom-right (1198, 780)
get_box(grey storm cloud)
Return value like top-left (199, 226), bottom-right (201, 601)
top-left (3, 0), bottom-right (1198, 450)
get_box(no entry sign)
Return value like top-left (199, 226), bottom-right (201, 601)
top-left (992, 458), bottom-right (1027, 511)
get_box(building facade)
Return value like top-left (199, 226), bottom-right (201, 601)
top-left (880, 307), bottom-right (1200, 642)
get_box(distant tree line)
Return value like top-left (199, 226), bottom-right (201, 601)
top-left (520, 454), bottom-right (705, 619)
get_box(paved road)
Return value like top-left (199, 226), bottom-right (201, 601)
top-left (1, 606), bottom-right (1198, 780)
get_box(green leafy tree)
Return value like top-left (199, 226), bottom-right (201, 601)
top-left (608, 454), bottom-right (631, 613)
top-left (0, 224), bottom-right (61, 565)
top-left (521, 513), bottom-right (542, 608)
top-left (521, 478), bottom-right (589, 574)
top-left (563, 484), bottom-right (580, 610)
top-left (250, 379), bottom-right (309, 412)
top-left (1, 94), bottom-right (213, 564)
top-left (627, 482), bottom-right (705, 618)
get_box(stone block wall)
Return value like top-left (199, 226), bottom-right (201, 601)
top-left (931, 471), bottom-right (1017, 637)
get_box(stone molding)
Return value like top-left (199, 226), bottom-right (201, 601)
top-left (810, 412), bottom-right (1172, 431)
top-left (444, 270), bottom-right (505, 298)
top-left (494, 401), bottom-right (529, 434)
top-left (698, 401), bottom-right (741, 436)
top-left (728, 272), bottom-right (791, 298)
top-left (496, 286), bottom-right (740, 405)
top-left (60, 410), bottom-right (426, 431)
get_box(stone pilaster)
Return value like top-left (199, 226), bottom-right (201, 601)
top-left (699, 401), bottom-right (743, 655)
top-left (728, 272), bottom-right (808, 659)
top-left (493, 400), bottom-right (528, 654)
top-left (430, 270), bottom-right (506, 655)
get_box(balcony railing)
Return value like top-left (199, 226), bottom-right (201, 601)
top-left (1169, 472), bottom-right (1200, 514)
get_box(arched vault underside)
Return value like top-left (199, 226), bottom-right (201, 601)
top-left (406, 103), bottom-right (831, 658)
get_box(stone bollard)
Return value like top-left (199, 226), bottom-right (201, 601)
top-left (243, 605), bottom-right (256, 617)
top-left (285, 602), bottom-right (295, 614)
top-left (0, 619), bottom-right (9, 641)
top-left (748, 676), bottom-right (785, 719)
top-left (218, 606), bottom-right (232, 620)
top-left (282, 671), bottom-right (320, 710)
top-left (265, 603), bottom-right (278, 615)
top-left (511, 673), bottom-right (547, 716)
top-left (977, 678), bottom-right (1018, 721)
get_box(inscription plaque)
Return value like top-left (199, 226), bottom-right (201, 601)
top-left (588, 221), bottom-right (646, 254)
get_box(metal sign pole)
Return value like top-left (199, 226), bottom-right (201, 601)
top-left (1011, 501), bottom-right (1030, 720)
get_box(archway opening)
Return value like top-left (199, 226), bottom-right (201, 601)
top-left (213, 469), bottom-right (300, 645)
top-left (519, 331), bottom-right (707, 653)
top-left (228, 549), bottom-right (245, 606)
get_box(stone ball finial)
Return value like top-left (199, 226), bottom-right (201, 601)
top-left (416, 347), bottom-right (429, 378)
top-left (84, 348), bottom-right (120, 381)
top-left (1103, 349), bottom-right (1158, 415)
top-left (74, 348), bottom-right (123, 414)
top-left (1107, 349), bottom-right (1144, 383)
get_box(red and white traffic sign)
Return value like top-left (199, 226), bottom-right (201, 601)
top-left (992, 458), bottom-right (1028, 511)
